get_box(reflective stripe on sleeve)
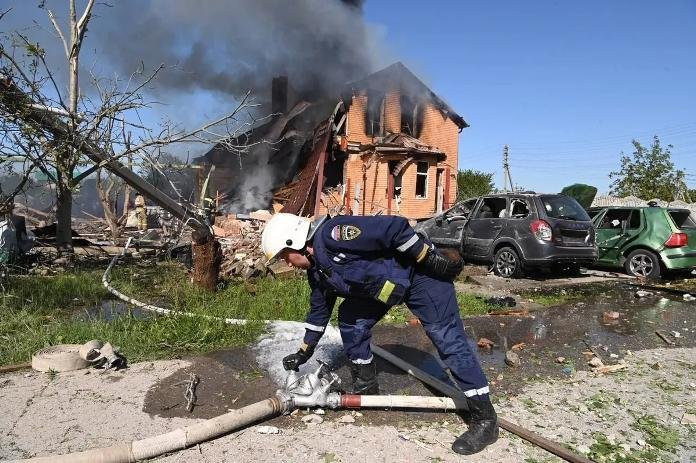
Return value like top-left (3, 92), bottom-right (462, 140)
top-left (463, 386), bottom-right (490, 397)
top-left (377, 280), bottom-right (396, 304)
top-left (396, 234), bottom-right (420, 252)
top-left (304, 322), bottom-right (326, 332)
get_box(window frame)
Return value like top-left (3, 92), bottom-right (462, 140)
top-left (415, 161), bottom-right (429, 199)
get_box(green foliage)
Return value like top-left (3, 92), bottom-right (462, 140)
top-left (609, 136), bottom-right (687, 201)
top-left (457, 169), bottom-right (494, 200)
top-left (631, 415), bottom-right (680, 452)
top-left (456, 292), bottom-right (501, 316)
top-left (0, 261), bottom-right (314, 366)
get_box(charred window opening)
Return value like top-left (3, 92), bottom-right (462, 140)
top-left (400, 94), bottom-right (423, 137)
top-left (415, 161), bottom-right (429, 198)
top-left (364, 90), bottom-right (385, 136)
top-left (388, 160), bottom-right (403, 200)
top-left (324, 150), bottom-right (346, 188)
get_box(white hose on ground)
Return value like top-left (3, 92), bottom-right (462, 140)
top-left (102, 237), bottom-right (278, 325)
top-left (355, 395), bottom-right (457, 410)
top-left (20, 396), bottom-right (287, 463)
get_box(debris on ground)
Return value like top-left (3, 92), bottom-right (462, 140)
top-left (683, 293), bottom-right (696, 302)
top-left (602, 311), bottom-right (620, 321)
top-left (555, 356), bottom-right (565, 363)
top-left (634, 290), bottom-right (653, 298)
top-left (511, 342), bottom-right (526, 351)
top-left (256, 425), bottom-right (281, 434)
top-left (337, 414), bottom-right (356, 423)
top-left (588, 357), bottom-right (604, 368)
top-left (504, 350), bottom-right (521, 367)
top-left (184, 373), bottom-right (200, 412)
top-left (302, 414), bottom-right (324, 425)
top-left (477, 337), bottom-right (495, 349)
top-left (655, 330), bottom-right (677, 346)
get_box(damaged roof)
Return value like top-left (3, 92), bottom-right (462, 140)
top-left (342, 61), bottom-right (469, 130)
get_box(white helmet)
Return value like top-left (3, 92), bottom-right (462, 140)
top-left (261, 213), bottom-right (312, 263)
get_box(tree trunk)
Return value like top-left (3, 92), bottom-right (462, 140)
top-left (55, 183), bottom-right (73, 253)
top-left (191, 235), bottom-right (221, 291)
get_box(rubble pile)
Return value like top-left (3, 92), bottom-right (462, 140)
top-left (217, 210), bottom-right (272, 280)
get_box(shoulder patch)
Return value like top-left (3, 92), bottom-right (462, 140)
top-left (330, 224), bottom-right (362, 241)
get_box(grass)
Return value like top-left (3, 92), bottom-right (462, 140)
top-left (518, 287), bottom-right (584, 307)
top-left (0, 261), bottom-right (312, 367)
top-left (456, 292), bottom-right (502, 316)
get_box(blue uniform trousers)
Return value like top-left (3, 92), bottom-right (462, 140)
top-left (338, 271), bottom-right (490, 398)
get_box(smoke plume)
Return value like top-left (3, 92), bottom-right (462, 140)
top-left (97, 0), bottom-right (382, 102)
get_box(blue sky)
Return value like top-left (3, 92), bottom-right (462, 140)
top-left (4, 1), bottom-right (695, 195)
top-left (364, 0), bottom-right (696, 194)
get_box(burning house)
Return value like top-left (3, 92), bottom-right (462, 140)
top-left (195, 62), bottom-right (468, 220)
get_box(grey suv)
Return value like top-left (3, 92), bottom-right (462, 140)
top-left (415, 192), bottom-right (598, 278)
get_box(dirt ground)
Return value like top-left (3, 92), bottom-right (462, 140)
top-left (2, 276), bottom-right (696, 462)
top-left (1, 347), bottom-right (694, 462)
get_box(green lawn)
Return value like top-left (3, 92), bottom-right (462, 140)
top-left (0, 261), bottom-right (311, 366)
top-left (0, 261), bottom-right (509, 367)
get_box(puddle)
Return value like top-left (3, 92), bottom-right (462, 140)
top-left (372, 282), bottom-right (696, 395)
top-left (73, 300), bottom-right (153, 321)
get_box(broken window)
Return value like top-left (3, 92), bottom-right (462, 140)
top-left (415, 162), bottom-right (429, 198)
top-left (388, 160), bottom-right (403, 200)
top-left (448, 198), bottom-right (478, 219)
top-left (400, 94), bottom-right (423, 137)
top-left (474, 197), bottom-right (507, 219)
top-left (599, 209), bottom-right (640, 229)
top-left (669, 210), bottom-right (696, 229)
top-left (509, 198), bottom-right (530, 218)
top-left (364, 90), bottom-right (385, 136)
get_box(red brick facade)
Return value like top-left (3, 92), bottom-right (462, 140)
top-left (320, 81), bottom-right (463, 220)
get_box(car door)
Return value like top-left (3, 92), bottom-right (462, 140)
top-left (464, 196), bottom-right (509, 258)
top-left (415, 198), bottom-right (478, 248)
top-left (593, 208), bottom-right (642, 265)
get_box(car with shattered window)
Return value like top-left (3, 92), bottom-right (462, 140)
top-left (589, 205), bottom-right (696, 278)
top-left (414, 192), bottom-right (597, 278)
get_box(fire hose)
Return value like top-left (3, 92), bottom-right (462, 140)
top-left (96, 240), bottom-right (595, 463)
top-left (19, 362), bottom-right (469, 462)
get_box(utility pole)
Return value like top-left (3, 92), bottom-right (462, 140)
top-left (502, 145), bottom-right (514, 192)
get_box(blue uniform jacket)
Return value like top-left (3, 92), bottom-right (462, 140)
top-left (301, 215), bottom-right (429, 347)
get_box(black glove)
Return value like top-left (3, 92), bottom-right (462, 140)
top-left (282, 344), bottom-right (315, 371)
top-left (418, 248), bottom-right (464, 280)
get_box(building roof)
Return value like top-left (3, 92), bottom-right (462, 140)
top-left (342, 62), bottom-right (469, 129)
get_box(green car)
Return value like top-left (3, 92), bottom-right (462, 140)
top-left (589, 205), bottom-right (696, 278)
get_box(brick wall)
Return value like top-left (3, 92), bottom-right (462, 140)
top-left (419, 104), bottom-right (460, 206)
top-left (339, 89), bottom-right (462, 219)
top-left (383, 90), bottom-right (401, 134)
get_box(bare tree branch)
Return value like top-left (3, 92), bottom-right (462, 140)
top-left (47, 9), bottom-right (70, 59)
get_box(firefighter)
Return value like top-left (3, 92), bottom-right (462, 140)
top-left (134, 194), bottom-right (147, 232)
top-left (261, 213), bottom-right (498, 455)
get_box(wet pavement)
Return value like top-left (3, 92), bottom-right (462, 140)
top-left (142, 281), bottom-right (696, 427)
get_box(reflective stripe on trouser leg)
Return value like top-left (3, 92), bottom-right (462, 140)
top-left (338, 298), bottom-right (390, 363)
top-left (404, 271), bottom-right (489, 397)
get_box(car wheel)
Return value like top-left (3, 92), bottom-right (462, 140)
top-left (624, 249), bottom-right (661, 279)
top-left (493, 246), bottom-right (523, 278)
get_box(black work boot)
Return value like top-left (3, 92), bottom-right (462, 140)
top-left (452, 397), bottom-right (499, 455)
top-left (349, 360), bottom-right (379, 395)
